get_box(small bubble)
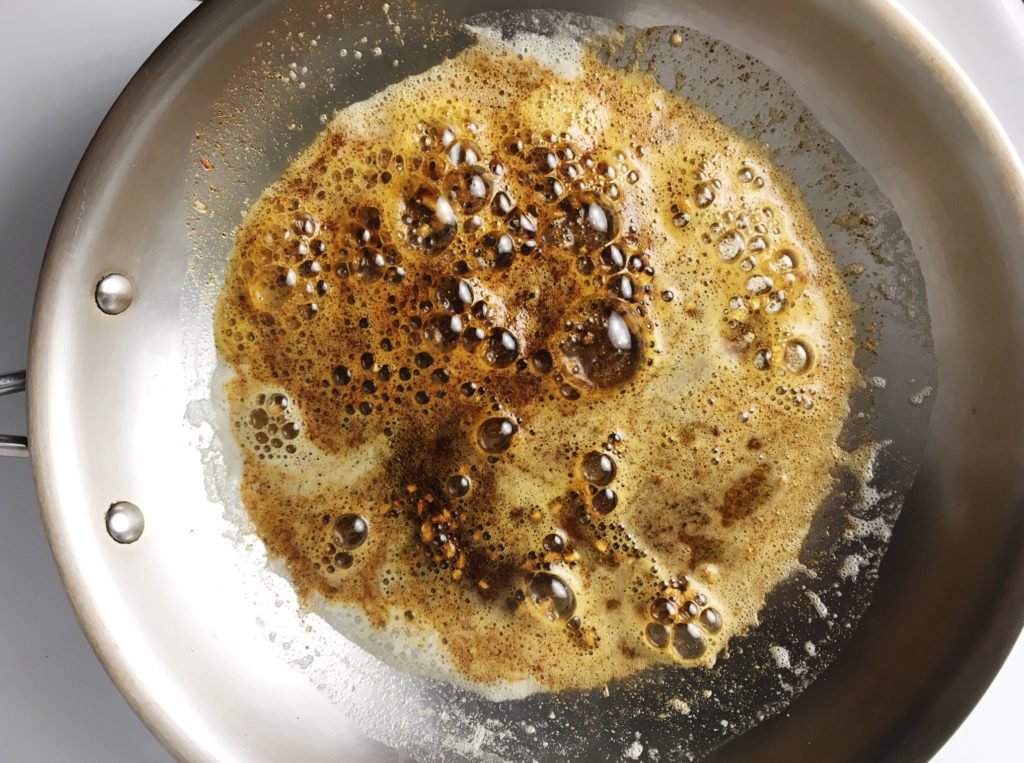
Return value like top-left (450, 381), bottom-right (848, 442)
top-left (784, 341), bottom-right (810, 373)
top-left (281, 422), bottom-right (301, 440)
top-left (471, 300), bottom-right (489, 320)
top-left (543, 533), bottom-right (565, 552)
top-left (250, 408), bottom-right (269, 429)
top-left (592, 488), bottom-right (618, 514)
top-left (557, 192), bottom-right (619, 251)
top-left (415, 391), bottom-right (430, 405)
top-left (404, 185), bottom-right (457, 254)
top-left (334, 514), bottom-right (368, 549)
top-left (334, 552), bottom-right (354, 569)
top-left (491, 191), bottom-right (514, 216)
top-left (531, 147), bottom-right (559, 173)
top-left (425, 313), bottom-right (463, 352)
top-left (694, 183), bottom-right (716, 208)
top-left (509, 208), bottom-right (537, 235)
top-left (718, 230), bottom-right (745, 261)
top-left (753, 348), bottom-right (772, 371)
top-left (267, 394), bottom-right (290, 414)
top-left (447, 475), bottom-right (471, 497)
top-left (582, 451), bottom-right (616, 486)
top-left (462, 326), bottom-right (485, 351)
top-left (492, 233), bottom-right (516, 268)
top-left (531, 349), bottom-right (554, 373)
top-left (446, 140), bottom-right (481, 166)
top-left (528, 573), bottom-right (576, 621)
top-left (562, 304), bottom-right (642, 389)
top-left (650, 598), bottom-right (678, 624)
top-left (746, 275), bottom-right (774, 295)
top-left (477, 417), bottom-right (517, 453)
top-left (646, 622), bottom-right (670, 648)
top-left (773, 250), bottom-right (796, 272)
top-left (485, 329), bottom-right (519, 368)
top-left (599, 244), bottom-right (625, 271)
top-left (661, 290), bottom-right (675, 302)
top-left (294, 212), bottom-right (318, 237)
top-left (608, 273), bottom-right (635, 302)
top-left (443, 165), bottom-right (493, 214)
top-left (414, 351), bottom-right (434, 368)
top-left (437, 276), bottom-right (473, 313)
top-left (737, 167), bottom-right (754, 183)
top-left (539, 177), bottom-right (565, 202)
top-left (673, 623), bottom-right (707, 659)
top-left (699, 607), bottom-right (723, 633)
top-left (765, 291), bottom-right (787, 314)
top-left (560, 384), bottom-right (581, 401)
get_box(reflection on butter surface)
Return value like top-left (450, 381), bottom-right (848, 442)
top-left (214, 34), bottom-right (858, 694)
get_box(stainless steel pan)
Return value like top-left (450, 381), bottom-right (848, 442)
top-left (5, 0), bottom-right (1024, 760)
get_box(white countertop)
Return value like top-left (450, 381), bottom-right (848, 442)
top-left (0, 0), bottom-right (1020, 760)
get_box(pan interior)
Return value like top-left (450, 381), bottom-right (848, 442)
top-left (30, 0), bottom-right (1024, 762)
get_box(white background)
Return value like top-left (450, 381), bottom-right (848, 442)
top-left (0, 0), bottom-right (1021, 760)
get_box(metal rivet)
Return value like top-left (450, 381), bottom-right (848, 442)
top-left (105, 501), bottom-right (144, 544)
top-left (95, 274), bottom-right (134, 315)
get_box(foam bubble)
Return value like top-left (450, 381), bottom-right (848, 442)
top-left (768, 645), bottom-right (791, 670)
top-left (467, 24), bottom-right (584, 80)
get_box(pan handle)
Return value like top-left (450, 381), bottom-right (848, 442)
top-left (0, 371), bottom-right (28, 458)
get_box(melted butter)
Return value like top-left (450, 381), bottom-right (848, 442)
top-left (214, 38), bottom-right (858, 693)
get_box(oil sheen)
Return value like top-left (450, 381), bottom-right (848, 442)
top-left (214, 36), bottom-right (858, 693)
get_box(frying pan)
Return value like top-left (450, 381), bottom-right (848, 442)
top-left (4, 0), bottom-right (1023, 760)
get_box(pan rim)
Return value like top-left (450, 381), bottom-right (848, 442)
top-left (25, 0), bottom-right (1024, 760)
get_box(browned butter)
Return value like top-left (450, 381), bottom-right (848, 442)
top-left (214, 37), bottom-right (857, 693)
